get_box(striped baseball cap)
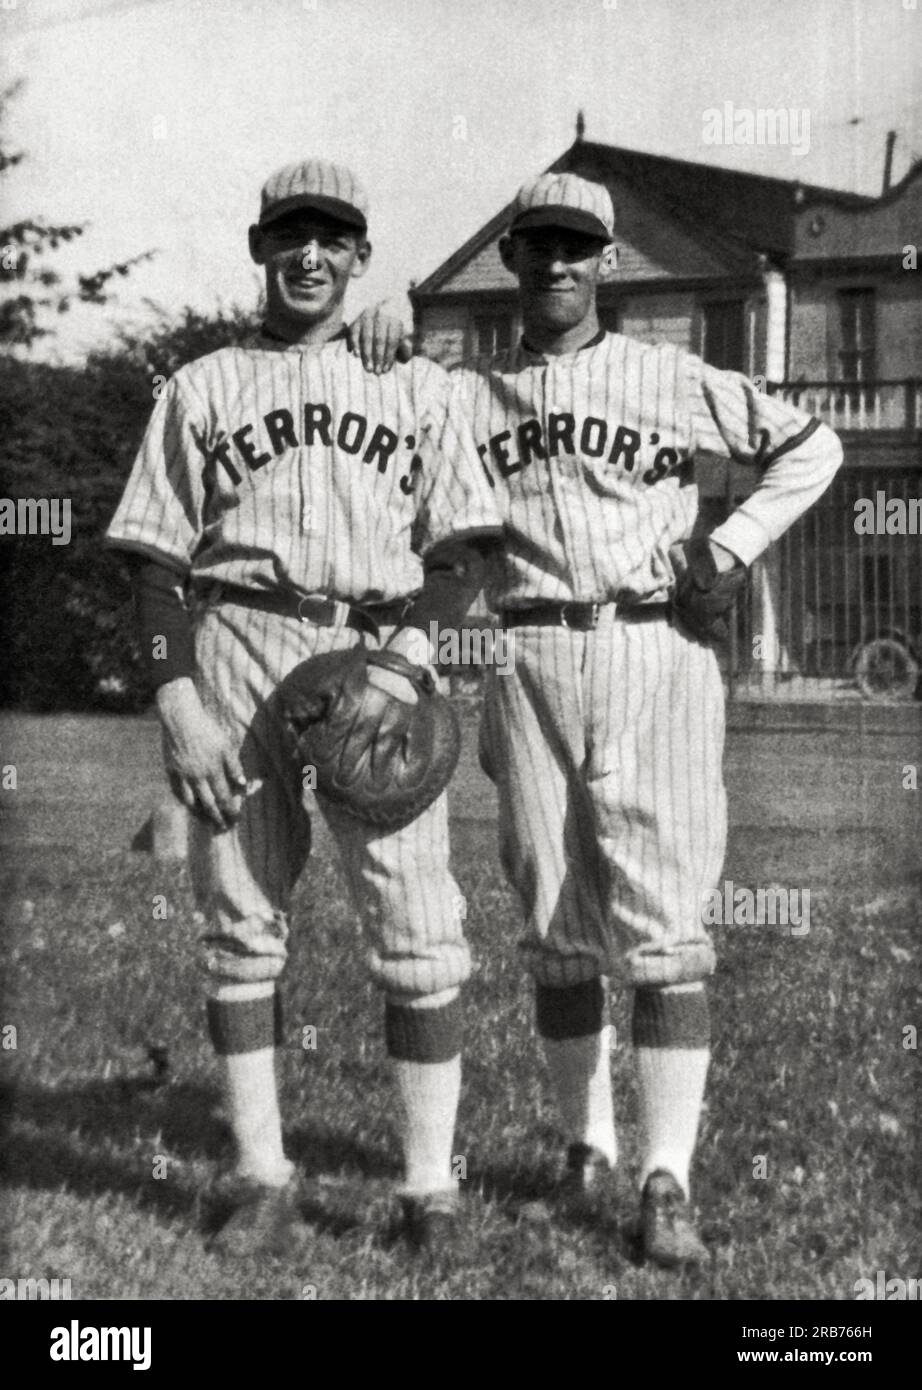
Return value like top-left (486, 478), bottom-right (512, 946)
top-left (258, 159), bottom-right (369, 232)
top-left (510, 172), bottom-right (614, 241)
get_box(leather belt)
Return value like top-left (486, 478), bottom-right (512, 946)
top-left (500, 600), bottom-right (671, 630)
top-left (198, 583), bottom-right (409, 640)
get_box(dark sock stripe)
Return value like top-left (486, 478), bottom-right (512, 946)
top-left (207, 991), bottom-right (283, 1056)
top-left (535, 978), bottom-right (605, 1041)
top-left (632, 985), bottom-right (710, 1049)
top-left (385, 996), bottom-right (462, 1064)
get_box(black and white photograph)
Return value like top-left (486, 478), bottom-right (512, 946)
top-left (1, 0), bottom-right (919, 1337)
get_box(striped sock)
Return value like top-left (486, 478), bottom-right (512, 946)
top-left (536, 980), bottom-right (617, 1167)
top-left (386, 990), bottom-right (463, 1196)
top-left (207, 981), bottom-right (293, 1188)
top-left (633, 982), bottom-right (710, 1199)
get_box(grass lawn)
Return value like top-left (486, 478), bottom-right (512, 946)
top-left (1, 709), bottom-right (919, 1300)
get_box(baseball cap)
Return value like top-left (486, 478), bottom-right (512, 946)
top-left (510, 172), bottom-right (614, 241)
top-left (258, 159), bottom-right (369, 233)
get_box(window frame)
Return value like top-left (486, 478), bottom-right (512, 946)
top-left (836, 286), bottom-right (876, 384)
top-left (471, 312), bottom-right (514, 358)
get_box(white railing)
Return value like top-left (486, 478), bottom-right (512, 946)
top-left (770, 380), bottom-right (921, 432)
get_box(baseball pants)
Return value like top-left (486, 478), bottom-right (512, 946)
top-left (186, 600), bottom-right (469, 1000)
top-left (480, 608), bottom-right (726, 988)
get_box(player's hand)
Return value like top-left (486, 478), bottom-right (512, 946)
top-left (707, 538), bottom-right (742, 574)
top-left (156, 677), bottom-right (248, 830)
top-left (669, 538), bottom-right (748, 645)
top-left (368, 624), bottom-right (442, 705)
top-left (672, 538), bottom-right (740, 581)
top-left (366, 662), bottom-right (419, 705)
top-left (346, 302), bottom-right (413, 374)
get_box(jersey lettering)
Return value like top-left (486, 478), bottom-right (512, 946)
top-left (547, 411), bottom-right (575, 456)
top-left (264, 408), bottom-right (298, 454)
top-left (199, 405), bottom-right (409, 482)
top-left (303, 402), bottom-right (333, 446)
top-left (363, 423), bottom-right (399, 473)
top-left (479, 415), bottom-right (663, 481)
top-left (232, 424), bottom-right (273, 472)
top-left (607, 424), bottom-right (641, 470)
top-left (107, 340), bottom-right (501, 600)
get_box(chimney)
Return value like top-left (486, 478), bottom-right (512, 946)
top-left (883, 130), bottom-right (897, 194)
top-left (576, 110), bottom-right (586, 142)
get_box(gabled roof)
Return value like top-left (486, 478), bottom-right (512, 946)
top-left (560, 140), bottom-right (876, 254)
top-left (413, 138), bottom-right (909, 297)
top-left (414, 201), bottom-right (520, 298)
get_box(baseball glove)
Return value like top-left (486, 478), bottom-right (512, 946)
top-left (277, 645), bottom-right (461, 831)
top-left (669, 538), bottom-right (748, 644)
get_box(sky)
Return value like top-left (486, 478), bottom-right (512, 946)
top-left (2, 0), bottom-right (920, 361)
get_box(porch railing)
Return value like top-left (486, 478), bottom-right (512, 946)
top-left (768, 380), bottom-right (921, 433)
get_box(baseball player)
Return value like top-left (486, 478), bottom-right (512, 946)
top-left (352, 171), bottom-right (843, 1266)
top-left (106, 159), bottom-right (501, 1257)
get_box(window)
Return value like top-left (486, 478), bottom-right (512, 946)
top-left (837, 289), bottom-right (875, 382)
top-left (702, 300), bottom-right (745, 371)
top-left (473, 314), bottom-right (513, 356)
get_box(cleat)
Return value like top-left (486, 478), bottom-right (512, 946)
top-left (399, 1189), bottom-right (461, 1254)
top-left (640, 1169), bottom-right (708, 1269)
top-left (207, 1178), bottom-right (304, 1259)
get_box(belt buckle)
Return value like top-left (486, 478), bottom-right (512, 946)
top-left (296, 595), bottom-right (336, 626)
top-left (561, 601), bottom-right (600, 630)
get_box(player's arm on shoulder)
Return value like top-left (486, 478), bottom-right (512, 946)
top-left (345, 297), bottom-right (414, 374)
top-left (688, 355), bottom-right (843, 568)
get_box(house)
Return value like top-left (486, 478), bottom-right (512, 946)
top-left (411, 123), bottom-right (922, 697)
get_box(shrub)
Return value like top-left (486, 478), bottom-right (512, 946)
top-left (0, 304), bottom-right (260, 710)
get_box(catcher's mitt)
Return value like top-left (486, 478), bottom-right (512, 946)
top-left (669, 538), bottom-right (748, 644)
top-left (277, 645), bottom-right (461, 831)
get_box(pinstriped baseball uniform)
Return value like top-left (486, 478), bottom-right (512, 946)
top-left (107, 333), bottom-right (499, 997)
top-left (456, 331), bottom-right (842, 987)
